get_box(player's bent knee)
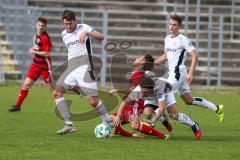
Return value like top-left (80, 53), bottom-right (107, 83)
top-left (52, 90), bottom-right (63, 99)
top-left (21, 86), bottom-right (30, 90)
top-left (184, 100), bottom-right (193, 105)
top-left (22, 83), bottom-right (31, 90)
top-left (182, 96), bottom-right (194, 105)
top-left (168, 113), bottom-right (174, 119)
top-left (88, 97), bottom-right (99, 107)
top-left (172, 113), bottom-right (179, 120)
top-left (169, 112), bottom-right (178, 120)
top-left (54, 85), bottom-right (66, 93)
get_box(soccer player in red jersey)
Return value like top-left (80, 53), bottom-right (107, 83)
top-left (8, 17), bottom-right (52, 112)
top-left (110, 53), bottom-right (171, 139)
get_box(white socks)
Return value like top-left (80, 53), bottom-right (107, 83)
top-left (95, 101), bottom-right (111, 126)
top-left (177, 113), bottom-right (195, 127)
top-left (55, 97), bottom-right (72, 125)
top-left (193, 97), bottom-right (218, 112)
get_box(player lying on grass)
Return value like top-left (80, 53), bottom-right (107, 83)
top-left (109, 53), bottom-right (171, 138)
top-left (110, 98), bottom-right (169, 139)
top-left (114, 77), bottom-right (202, 140)
top-left (112, 77), bottom-right (175, 139)
top-left (111, 53), bottom-right (172, 131)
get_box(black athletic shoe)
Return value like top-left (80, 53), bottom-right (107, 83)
top-left (8, 105), bottom-right (20, 112)
top-left (162, 120), bottom-right (173, 132)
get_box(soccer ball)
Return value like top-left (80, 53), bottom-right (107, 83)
top-left (94, 123), bottom-right (111, 138)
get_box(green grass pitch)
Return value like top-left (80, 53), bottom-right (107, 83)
top-left (0, 85), bottom-right (240, 160)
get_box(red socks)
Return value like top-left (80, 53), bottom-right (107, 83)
top-left (138, 123), bottom-right (165, 139)
top-left (15, 89), bottom-right (29, 109)
top-left (111, 113), bottom-right (133, 137)
top-left (115, 125), bottom-right (133, 137)
top-left (115, 124), bottom-right (166, 138)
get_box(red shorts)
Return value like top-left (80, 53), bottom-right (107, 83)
top-left (26, 63), bottom-right (52, 83)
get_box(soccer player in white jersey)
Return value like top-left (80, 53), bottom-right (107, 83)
top-left (53, 10), bottom-right (112, 135)
top-left (155, 15), bottom-right (224, 122)
top-left (113, 77), bottom-right (201, 140)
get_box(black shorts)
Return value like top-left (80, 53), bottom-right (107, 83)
top-left (143, 103), bottom-right (158, 110)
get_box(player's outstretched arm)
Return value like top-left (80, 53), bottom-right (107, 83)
top-left (109, 86), bottom-right (136, 96)
top-left (187, 50), bottom-right (198, 84)
top-left (113, 101), bottom-right (126, 126)
top-left (80, 31), bottom-right (104, 43)
top-left (149, 99), bottom-right (165, 124)
top-left (87, 31), bottom-right (104, 40)
top-left (113, 99), bottom-right (133, 126)
top-left (155, 52), bottom-right (167, 65)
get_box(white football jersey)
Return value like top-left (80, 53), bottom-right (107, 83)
top-left (164, 33), bottom-right (195, 73)
top-left (126, 78), bottom-right (173, 103)
top-left (62, 24), bottom-right (94, 60)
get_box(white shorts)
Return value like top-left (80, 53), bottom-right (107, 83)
top-left (168, 68), bottom-right (190, 95)
top-left (144, 93), bottom-right (176, 109)
top-left (56, 64), bottom-right (98, 97)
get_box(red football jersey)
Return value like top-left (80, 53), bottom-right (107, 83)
top-left (119, 70), bottom-right (146, 123)
top-left (32, 32), bottom-right (52, 70)
top-left (129, 71), bottom-right (145, 87)
top-left (121, 98), bottom-right (144, 120)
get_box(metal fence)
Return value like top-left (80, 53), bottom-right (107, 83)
top-left (0, 0), bottom-right (36, 80)
top-left (0, 45), bottom-right (5, 83)
top-left (0, 0), bottom-right (239, 86)
top-left (0, 0), bottom-right (108, 86)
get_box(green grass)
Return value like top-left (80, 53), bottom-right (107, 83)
top-left (0, 85), bottom-right (240, 160)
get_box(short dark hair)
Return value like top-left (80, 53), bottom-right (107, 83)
top-left (62, 9), bottom-right (76, 21)
top-left (139, 77), bottom-right (155, 90)
top-left (143, 53), bottom-right (155, 71)
top-left (170, 14), bottom-right (182, 26)
top-left (38, 17), bottom-right (47, 25)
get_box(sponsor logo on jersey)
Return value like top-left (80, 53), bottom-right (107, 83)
top-left (166, 48), bottom-right (177, 52)
top-left (66, 40), bottom-right (80, 48)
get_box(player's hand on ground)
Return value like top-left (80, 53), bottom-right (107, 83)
top-left (164, 134), bottom-right (170, 140)
top-left (80, 32), bottom-right (87, 43)
top-left (112, 116), bottom-right (121, 127)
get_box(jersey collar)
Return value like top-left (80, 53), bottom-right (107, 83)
top-left (170, 33), bottom-right (180, 38)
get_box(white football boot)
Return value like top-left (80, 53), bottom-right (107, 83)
top-left (56, 124), bottom-right (76, 135)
